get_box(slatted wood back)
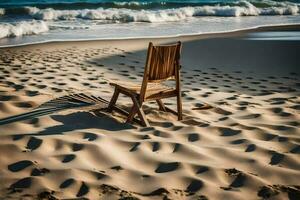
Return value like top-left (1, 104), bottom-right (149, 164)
top-left (147, 42), bottom-right (181, 82)
top-left (139, 42), bottom-right (182, 102)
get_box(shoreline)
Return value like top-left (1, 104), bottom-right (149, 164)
top-left (1, 23), bottom-right (300, 49)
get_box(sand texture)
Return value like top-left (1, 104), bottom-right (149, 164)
top-left (0, 27), bottom-right (300, 200)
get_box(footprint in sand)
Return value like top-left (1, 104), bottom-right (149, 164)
top-left (152, 142), bottom-right (160, 152)
top-left (25, 90), bottom-right (39, 97)
top-left (12, 134), bottom-right (24, 141)
top-left (0, 95), bottom-right (14, 101)
top-left (27, 118), bottom-right (39, 125)
top-left (26, 137), bottom-right (43, 151)
top-left (188, 133), bottom-right (199, 142)
top-left (94, 171), bottom-right (107, 180)
top-left (226, 96), bottom-right (237, 100)
top-left (290, 104), bottom-right (300, 110)
top-left (83, 132), bottom-right (98, 141)
top-left (129, 142), bottom-right (140, 152)
top-left (230, 173), bottom-right (247, 188)
top-left (32, 72), bottom-right (44, 75)
top-left (278, 136), bottom-right (288, 142)
top-left (13, 102), bottom-right (34, 108)
top-left (8, 160), bottom-right (33, 172)
top-left (61, 154), bottom-right (76, 163)
top-left (52, 88), bottom-right (63, 93)
top-left (196, 166), bottom-right (209, 174)
top-left (186, 179), bottom-right (203, 193)
top-left (76, 182), bottom-right (89, 197)
top-left (20, 78), bottom-right (29, 83)
top-left (111, 166), bottom-right (123, 171)
top-left (225, 168), bottom-right (247, 188)
top-left (245, 144), bottom-right (256, 152)
top-left (219, 127), bottom-right (241, 137)
top-left (140, 134), bottom-right (151, 139)
top-left (290, 145), bottom-right (300, 154)
top-left (269, 151), bottom-right (284, 165)
top-left (9, 177), bottom-right (32, 190)
top-left (36, 85), bottom-right (47, 89)
top-left (72, 143), bottom-right (84, 151)
top-left (37, 191), bottom-right (57, 199)
top-left (45, 76), bottom-right (55, 80)
top-left (172, 143), bottom-right (181, 153)
top-left (13, 84), bottom-right (24, 91)
top-left (60, 178), bottom-right (75, 189)
top-left (238, 113), bottom-right (261, 120)
top-left (218, 116), bottom-right (228, 121)
top-left (31, 167), bottom-right (50, 176)
top-left (257, 185), bottom-right (280, 199)
top-left (259, 132), bottom-right (277, 141)
top-left (155, 162), bottom-right (180, 173)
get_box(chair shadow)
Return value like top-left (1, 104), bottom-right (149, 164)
top-left (0, 93), bottom-right (132, 132)
top-left (32, 111), bottom-right (133, 136)
top-left (0, 93), bottom-right (107, 126)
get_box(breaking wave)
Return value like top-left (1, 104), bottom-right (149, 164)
top-left (24, 2), bottom-right (300, 22)
top-left (0, 21), bottom-right (49, 39)
top-left (0, 1), bottom-right (299, 23)
top-left (0, 0), bottom-right (299, 40)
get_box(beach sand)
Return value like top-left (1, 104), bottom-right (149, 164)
top-left (0, 25), bottom-right (299, 200)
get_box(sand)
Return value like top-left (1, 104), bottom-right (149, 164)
top-left (0, 25), bottom-right (299, 200)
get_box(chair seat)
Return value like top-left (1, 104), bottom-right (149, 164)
top-left (109, 81), bottom-right (176, 100)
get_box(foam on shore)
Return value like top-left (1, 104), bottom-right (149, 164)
top-left (0, 21), bottom-right (48, 39)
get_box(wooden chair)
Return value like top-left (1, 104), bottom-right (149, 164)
top-left (107, 41), bottom-right (182, 127)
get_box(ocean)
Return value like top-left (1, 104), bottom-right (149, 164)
top-left (0, 0), bottom-right (300, 47)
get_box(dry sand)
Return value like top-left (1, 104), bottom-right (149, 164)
top-left (0, 25), bottom-right (299, 200)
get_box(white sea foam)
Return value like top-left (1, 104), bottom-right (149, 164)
top-left (113, 1), bottom-right (152, 6)
top-left (0, 1), bottom-right (299, 43)
top-left (260, 5), bottom-right (299, 15)
top-left (0, 8), bottom-right (5, 16)
top-left (23, 1), bottom-right (299, 22)
top-left (0, 21), bottom-right (49, 39)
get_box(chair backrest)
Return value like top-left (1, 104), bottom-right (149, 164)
top-left (139, 41), bottom-right (182, 102)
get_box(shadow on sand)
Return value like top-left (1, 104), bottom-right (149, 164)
top-left (0, 93), bottom-right (108, 126)
top-left (0, 93), bottom-right (133, 132)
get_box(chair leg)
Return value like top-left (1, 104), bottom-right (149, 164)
top-left (126, 105), bottom-right (137, 124)
top-left (107, 88), bottom-right (120, 112)
top-left (177, 93), bottom-right (182, 120)
top-left (156, 99), bottom-right (167, 112)
top-left (130, 95), bottom-right (149, 127)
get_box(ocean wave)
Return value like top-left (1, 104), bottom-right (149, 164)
top-left (0, 1), bottom-right (299, 23)
top-left (0, 1), bottom-right (225, 10)
top-left (0, 0), bottom-right (298, 10)
top-left (112, 1), bottom-right (162, 6)
top-left (23, 2), bottom-right (299, 22)
top-left (0, 21), bottom-right (48, 39)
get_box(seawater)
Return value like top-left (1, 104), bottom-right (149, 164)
top-left (0, 0), bottom-right (300, 47)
